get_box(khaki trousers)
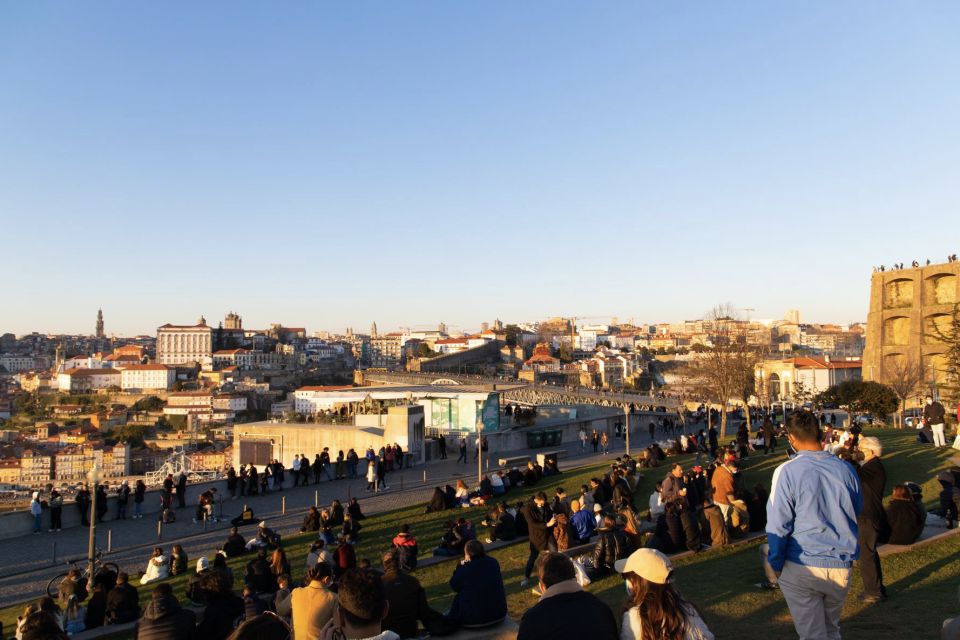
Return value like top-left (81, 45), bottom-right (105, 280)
top-left (778, 561), bottom-right (851, 640)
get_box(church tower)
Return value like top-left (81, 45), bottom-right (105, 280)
top-left (370, 321), bottom-right (378, 337)
top-left (95, 309), bottom-right (105, 338)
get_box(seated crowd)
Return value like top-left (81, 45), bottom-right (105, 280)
top-left (25, 416), bottom-right (955, 640)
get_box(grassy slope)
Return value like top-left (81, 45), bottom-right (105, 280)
top-left (3, 429), bottom-right (955, 638)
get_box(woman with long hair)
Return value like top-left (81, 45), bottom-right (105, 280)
top-left (615, 548), bottom-right (713, 640)
top-left (270, 547), bottom-right (290, 578)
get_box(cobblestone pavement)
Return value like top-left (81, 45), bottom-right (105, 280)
top-left (0, 438), bottom-right (626, 608)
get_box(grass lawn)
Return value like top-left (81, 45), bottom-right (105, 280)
top-left (3, 428), bottom-right (956, 638)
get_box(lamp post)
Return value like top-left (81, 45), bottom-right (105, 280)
top-left (624, 403), bottom-right (631, 455)
top-left (86, 465), bottom-right (100, 593)
top-left (476, 416), bottom-right (483, 486)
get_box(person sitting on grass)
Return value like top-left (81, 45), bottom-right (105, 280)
top-left (19, 609), bottom-right (68, 640)
top-left (381, 549), bottom-right (451, 638)
top-left (392, 524), bottom-right (418, 572)
top-left (300, 506), bottom-right (321, 532)
top-left (615, 548), bottom-right (714, 640)
top-left (245, 521), bottom-right (279, 551)
top-left (317, 568), bottom-right (400, 640)
top-left (135, 583), bottom-right (197, 640)
top-left (222, 526), bottom-right (247, 557)
top-left (584, 514), bottom-right (631, 581)
top-left (569, 499), bottom-right (596, 545)
top-left (447, 540), bottom-right (507, 630)
top-left (104, 571), bottom-right (140, 626)
top-left (244, 548), bottom-right (278, 594)
top-left (186, 557), bottom-right (213, 605)
top-left (434, 519), bottom-right (470, 557)
top-left (140, 547), bottom-right (170, 585)
top-left (291, 564), bottom-right (335, 640)
top-left (197, 570), bottom-right (244, 639)
top-left (306, 539), bottom-right (336, 572)
top-left (334, 533), bottom-right (358, 577)
top-left (885, 484), bottom-right (925, 545)
top-left (57, 568), bottom-right (88, 607)
top-left (171, 544), bottom-right (188, 576)
top-left (517, 552), bottom-right (618, 640)
top-left (483, 502), bottom-right (517, 543)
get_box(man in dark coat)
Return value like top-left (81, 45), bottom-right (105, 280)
top-left (381, 550), bottom-right (442, 638)
top-left (517, 552), bottom-right (617, 640)
top-left (520, 493), bottom-right (555, 587)
top-left (176, 472), bottom-right (187, 509)
top-left (105, 572), bottom-right (140, 624)
top-left (135, 583), bottom-right (197, 640)
top-left (857, 437), bottom-right (889, 603)
top-left (447, 540), bottom-right (508, 628)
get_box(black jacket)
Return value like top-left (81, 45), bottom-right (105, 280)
top-left (592, 525), bottom-right (631, 572)
top-left (245, 558), bottom-right (278, 593)
top-left (105, 582), bottom-right (140, 624)
top-left (924, 401), bottom-right (946, 425)
top-left (857, 458), bottom-right (888, 528)
top-left (492, 512), bottom-right (517, 541)
top-left (885, 500), bottom-right (924, 545)
top-left (222, 533), bottom-right (246, 558)
top-left (197, 592), bottom-right (244, 639)
top-left (136, 593), bottom-right (197, 640)
top-left (448, 555), bottom-right (508, 627)
top-left (381, 570), bottom-right (434, 639)
top-left (517, 586), bottom-right (618, 640)
top-left (522, 502), bottom-right (552, 550)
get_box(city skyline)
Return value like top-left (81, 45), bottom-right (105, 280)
top-left (3, 3), bottom-right (959, 335)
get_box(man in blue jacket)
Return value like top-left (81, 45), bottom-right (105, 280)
top-left (766, 411), bottom-right (862, 640)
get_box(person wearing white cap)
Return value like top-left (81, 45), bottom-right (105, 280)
top-left (615, 548), bottom-right (714, 640)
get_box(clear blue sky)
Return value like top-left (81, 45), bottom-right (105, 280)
top-left (2, 3), bottom-right (959, 336)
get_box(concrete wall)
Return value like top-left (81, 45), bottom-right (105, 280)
top-left (0, 477), bottom-right (228, 542)
top-left (233, 405), bottom-right (426, 469)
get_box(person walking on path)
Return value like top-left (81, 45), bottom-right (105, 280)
top-left (457, 438), bottom-right (468, 464)
top-left (766, 411), bottom-right (862, 640)
top-left (438, 434), bottom-right (447, 460)
top-left (923, 394), bottom-right (947, 447)
top-left (600, 431), bottom-right (609, 455)
top-left (857, 436), bottom-right (889, 603)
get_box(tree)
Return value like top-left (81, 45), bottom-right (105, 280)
top-left (884, 357), bottom-right (926, 428)
top-left (503, 325), bottom-right (522, 348)
top-left (929, 302), bottom-right (960, 420)
top-left (685, 305), bottom-right (760, 436)
top-left (416, 343), bottom-right (435, 359)
top-left (558, 343), bottom-right (573, 363)
top-left (172, 381), bottom-right (184, 392)
top-left (816, 380), bottom-right (898, 424)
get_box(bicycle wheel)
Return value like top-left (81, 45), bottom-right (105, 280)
top-left (46, 572), bottom-right (68, 598)
top-left (100, 562), bottom-right (120, 575)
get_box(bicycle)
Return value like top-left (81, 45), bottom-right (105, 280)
top-left (46, 549), bottom-right (120, 598)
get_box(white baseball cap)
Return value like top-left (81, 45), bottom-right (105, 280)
top-left (614, 548), bottom-right (673, 585)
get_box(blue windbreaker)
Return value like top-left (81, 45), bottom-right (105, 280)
top-left (766, 450), bottom-right (863, 571)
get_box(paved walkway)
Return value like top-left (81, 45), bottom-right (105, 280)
top-left (0, 437), bottom-right (626, 607)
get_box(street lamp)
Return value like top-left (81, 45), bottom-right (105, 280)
top-left (476, 415), bottom-right (483, 486)
top-left (86, 465), bottom-right (100, 593)
top-left (624, 403), bottom-right (631, 455)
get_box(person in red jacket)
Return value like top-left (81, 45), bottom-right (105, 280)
top-left (392, 524), bottom-right (418, 572)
